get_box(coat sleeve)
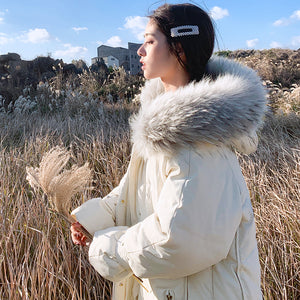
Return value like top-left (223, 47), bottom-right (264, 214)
top-left (71, 171), bottom-right (128, 236)
top-left (88, 149), bottom-right (243, 281)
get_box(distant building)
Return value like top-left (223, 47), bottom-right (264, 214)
top-left (103, 55), bottom-right (119, 68)
top-left (92, 42), bottom-right (142, 75)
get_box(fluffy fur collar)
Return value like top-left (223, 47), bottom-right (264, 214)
top-left (130, 56), bottom-right (267, 158)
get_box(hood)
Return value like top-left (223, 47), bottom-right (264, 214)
top-left (130, 56), bottom-right (267, 158)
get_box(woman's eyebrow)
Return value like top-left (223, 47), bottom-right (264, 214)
top-left (144, 32), bottom-right (156, 38)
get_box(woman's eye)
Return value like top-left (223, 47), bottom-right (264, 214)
top-left (146, 41), bottom-right (154, 44)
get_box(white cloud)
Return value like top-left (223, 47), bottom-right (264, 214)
top-left (22, 28), bottom-right (51, 43)
top-left (291, 36), bottom-right (300, 47)
top-left (210, 6), bottom-right (229, 20)
top-left (97, 36), bottom-right (125, 48)
top-left (291, 10), bottom-right (300, 20)
top-left (270, 41), bottom-right (282, 48)
top-left (124, 16), bottom-right (148, 41)
top-left (0, 9), bottom-right (8, 23)
top-left (106, 36), bottom-right (123, 47)
top-left (273, 10), bottom-right (300, 26)
top-left (246, 38), bottom-right (259, 48)
top-left (54, 44), bottom-right (88, 60)
top-left (273, 19), bottom-right (287, 26)
top-left (72, 27), bottom-right (88, 32)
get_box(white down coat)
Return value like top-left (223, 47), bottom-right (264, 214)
top-left (72, 56), bottom-right (267, 300)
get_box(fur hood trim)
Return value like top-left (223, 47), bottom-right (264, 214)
top-left (130, 56), bottom-right (267, 157)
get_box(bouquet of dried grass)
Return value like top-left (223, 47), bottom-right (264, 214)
top-left (26, 146), bottom-right (93, 240)
top-left (26, 146), bottom-right (147, 290)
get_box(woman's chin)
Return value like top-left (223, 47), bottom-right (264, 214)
top-left (143, 72), bottom-right (158, 80)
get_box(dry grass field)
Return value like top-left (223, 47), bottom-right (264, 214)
top-left (0, 49), bottom-right (299, 299)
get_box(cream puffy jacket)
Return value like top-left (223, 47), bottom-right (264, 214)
top-left (72, 56), bottom-right (267, 300)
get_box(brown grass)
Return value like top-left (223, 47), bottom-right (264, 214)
top-left (0, 57), bottom-right (299, 298)
top-left (239, 114), bottom-right (300, 299)
top-left (0, 106), bottom-right (299, 299)
top-left (0, 106), bottom-right (132, 299)
top-left (217, 48), bottom-right (300, 88)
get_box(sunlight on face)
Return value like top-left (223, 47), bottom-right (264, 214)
top-left (137, 20), bottom-right (182, 83)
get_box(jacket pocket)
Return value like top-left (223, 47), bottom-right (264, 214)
top-left (148, 277), bottom-right (188, 300)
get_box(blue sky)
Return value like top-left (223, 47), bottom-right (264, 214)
top-left (0, 0), bottom-right (299, 65)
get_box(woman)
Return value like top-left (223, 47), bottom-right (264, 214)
top-left (71, 3), bottom-right (266, 299)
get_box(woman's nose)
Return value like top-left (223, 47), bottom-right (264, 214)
top-left (137, 45), bottom-right (145, 57)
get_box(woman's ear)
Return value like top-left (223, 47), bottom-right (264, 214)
top-left (176, 43), bottom-right (187, 63)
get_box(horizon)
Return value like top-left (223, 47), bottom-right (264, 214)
top-left (0, 0), bottom-right (299, 64)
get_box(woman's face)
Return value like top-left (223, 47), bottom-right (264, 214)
top-left (137, 20), bottom-right (181, 81)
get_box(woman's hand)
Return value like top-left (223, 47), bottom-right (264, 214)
top-left (71, 221), bottom-right (88, 246)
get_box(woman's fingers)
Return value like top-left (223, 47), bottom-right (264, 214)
top-left (71, 222), bottom-right (87, 246)
top-left (71, 221), bottom-right (82, 231)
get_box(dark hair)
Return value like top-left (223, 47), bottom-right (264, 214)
top-left (149, 3), bottom-right (215, 82)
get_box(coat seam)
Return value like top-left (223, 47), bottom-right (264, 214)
top-left (212, 265), bottom-right (214, 299)
top-left (235, 229), bottom-right (245, 299)
top-left (186, 275), bottom-right (188, 300)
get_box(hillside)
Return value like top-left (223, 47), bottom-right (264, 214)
top-left (224, 48), bottom-right (300, 115)
top-left (0, 48), bottom-right (299, 116)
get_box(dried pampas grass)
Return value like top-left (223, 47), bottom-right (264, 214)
top-left (26, 146), bottom-right (92, 220)
top-left (26, 146), bottom-right (146, 288)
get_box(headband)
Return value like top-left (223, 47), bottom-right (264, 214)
top-left (170, 25), bottom-right (199, 37)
